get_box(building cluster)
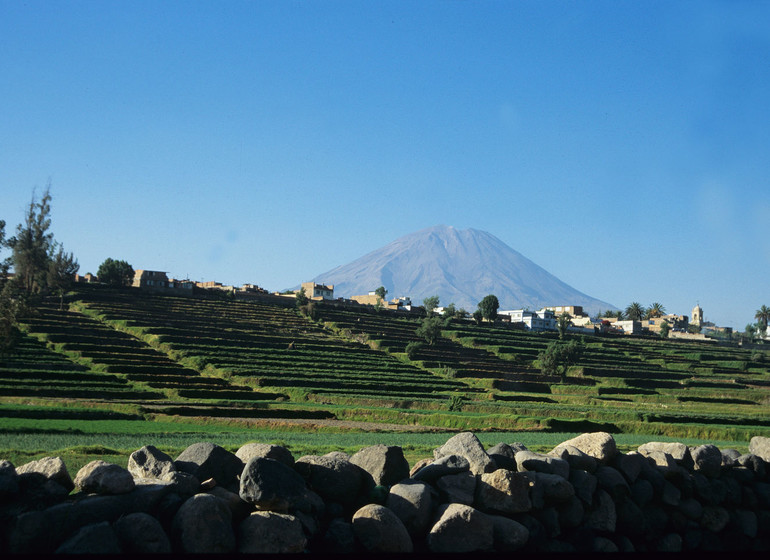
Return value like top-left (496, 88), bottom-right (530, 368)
top-left (77, 270), bottom-right (740, 340)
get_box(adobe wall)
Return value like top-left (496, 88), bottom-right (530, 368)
top-left (2, 432), bottom-right (769, 554)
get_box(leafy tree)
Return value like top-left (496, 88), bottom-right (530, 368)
top-left (423, 295), bottom-right (440, 317)
top-left (658, 320), bottom-right (670, 339)
top-left (405, 341), bottom-right (424, 360)
top-left (472, 309), bottom-right (483, 325)
top-left (48, 244), bottom-right (79, 310)
top-left (374, 286), bottom-right (388, 301)
top-left (97, 258), bottom-right (134, 288)
top-left (443, 303), bottom-right (457, 319)
top-left (744, 323), bottom-right (757, 343)
top-left (646, 302), bottom-right (666, 319)
top-left (477, 294), bottom-right (499, 322)
top-left (538, 340), bottom-right (584, 379)
top-left (755, 305), bottom-right (770, 338)
top-left (416, 315), bottom-right (444, 345)
top-left (295, 286), bottom-right (309, 307)
top-left (0, 220), bottom-right (10, 280)
top-left (624, 302), bottom-right (646, 321)
top-left (556, 312), bottom-right (572, 339)
top-left (11, 186), bottom-right (55, 294)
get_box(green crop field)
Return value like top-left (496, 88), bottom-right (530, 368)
top-left (1, 283), bottom-right (768, 471)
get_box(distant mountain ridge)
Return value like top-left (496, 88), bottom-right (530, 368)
top-left (308, 225), bottom-right (616, 316)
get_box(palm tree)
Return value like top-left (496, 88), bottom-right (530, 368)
top-left (755, 305), bottom-right (770, 337)
top-left (646, 302), bottom-right (666, 319)
top-left (625, 302), bottom-right (646, 321)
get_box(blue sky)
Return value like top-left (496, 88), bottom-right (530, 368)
top-left (1, 1), bottom-right (768, 329)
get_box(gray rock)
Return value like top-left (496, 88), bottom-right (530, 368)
top-left (322, 518), bottom-right (356, 553)
top-left (638, 441), bottom-right (692, 468)
top-left (171, 493), bottom-right (236, 553)
top-left (55, 521), bottom-right (122, 554)
top-left (239, 457), bottom-right (316, 513)
top-left (434, 431), bottom-right (496, 475)
top-left (0, 459), bottom-right (19, 497)
top-left (294, 453), bottom-right (371, 510)
top-left (428, 503), bottom-right (494, 553)
top-left (385, 479), bottom-right (436, 537)
top-left (113, 512), bottom-right (172, 553)
top-left (489, 514), bottom-right (529, 551)
top-left (412, 454), bottom-right (470, 482)
top-left (678, 497), bottom-right (703, 521)
top-left (161, 470), bottom-right (199, 498)
top-left (206, 485), bottom-right (252, 521)
top-left (691, 444), bottom-right (723, 478)
top-left (351, 503), bottom-right (413, 553)
top-left (722, 448), bottom-right (742, 466)
top-left (656, 532), bottom-right (683, 552)
top-left (749, 435), bottom-right (770, 462)
top-left (616, 496), bottom-right (647, 538)
top-left (737, 453), bottom-right (766, 478)
top-left (350, 444), bottom-right (410, 486)
top-left (74, 460), bottom-right (135, 495)
top-left (128, 445), bottom-right (176, 479)
top-left (174, 442), bottom-right (243, 491)
top-left (435, 470), bottom-right (476, 505)
top-left (731, 508), bottom-right (758, 538)
top-left (661, 480), bottom-right (682, 506)
top-left (557, 495), bottom-right (585, 529)
top-left (700, 505), bottom-right (730, 532)
top-left (235, 442), bottom-right (295, 467)
top-left (595, 465), bottom-right (630, 500)
top-left (551, 432), bottom-right (617, 463)
top-left (238, 511), bottom-right (308, 553)
top-left (15, 456), bottom-right (74, 493)
top-left (643, 450), bottom-right (678, 475)
top-left (585, 489), bottom-right (616, 532)
top-left (593, 536), bottom-right (619, 552)
top-left (551, 444), bottom-right (598, 473)
top-left (611, 451), bottom-right (646, 483)
top-left (631, 477), bottom-right (654, 507)
top-left (486, 442), bottom-right (518, 471)
top-left (474, 469), bottom-right (533, 514)
top-left (569, 468), bottom-right (597, 505)
top-left (535, 472), bottom-right (575, 504)
top-left (515, 449), bottom-right (569, 479)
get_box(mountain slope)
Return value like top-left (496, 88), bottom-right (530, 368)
top-left (310, 225), bottom-right (616, 315)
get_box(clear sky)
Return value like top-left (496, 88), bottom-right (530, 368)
top-left (1, 1), bottom-right (768, 330)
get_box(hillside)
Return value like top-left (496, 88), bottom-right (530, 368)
top-left (2, 284), bottom-right (769, 444)
top-left (308, 225), bottom-right (617, 315)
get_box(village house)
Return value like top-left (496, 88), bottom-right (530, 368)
top-left (498, 308), bottom-right (558, 332)
top-left (133, 270), bottom-right (169, 289)
top-left (300, 282), bottom-right (334, 301)
top-left (350, 291), bottom-right (383, 306)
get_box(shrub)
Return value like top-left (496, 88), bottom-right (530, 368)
top-left (405, 341), bottom-right (424, 360)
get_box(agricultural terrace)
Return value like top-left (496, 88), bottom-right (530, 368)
top-left (1, 283), bottom-right (769, 472)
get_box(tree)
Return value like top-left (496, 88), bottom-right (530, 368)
top-left (556, 312), bottom-right (572, 339)
top-left (443, 303), bottom-right (457, 320)
top-left (538, 340), bottom-right (584, 379)
top-left (0, 220), bottom-right (10, 280)
top-left (625, 302), bottom-right (646, 321)
top-left (295, 286), bottom-right (309, 307)
top-left (47, 244), bottom-right (79, 310)
top-left (755, 305), bottom-right (770, 338)
top-left (374, 286), bottom-right (388, 301)
top-left (744, 324), bottom-right (757, 343)
top-left (423, 295), bottom-right (440, 317)
top-left (11, 186), bottom-right (55, 294)
top-left (658, 320), bottom-right (670, 339)
top-left (97, 258), bottom-right (134, 288)
top-left (416, 315), bottom-right (444, 345)
top-left (646, 302), bottom-right (666, 319)
top-left (477, 294), bottom-right (499, 322)
top-left (472, 309), bottom-right (483, 325)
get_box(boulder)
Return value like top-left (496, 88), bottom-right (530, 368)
top-left (435, 470), bottom-right (476, 505)
top-left (611, 451), bottom-right (646, 483)
top-left (515, 449), bottom-right (569, 479)
top-left (428, 503), bottom-right (494, 553)
top-left (171, 493), bottom-right (236, 553)
top-left (128, 445), bottom-right (176, 479)
top-left (551, 432), bottom-right (617, 463)
top-left (595, 465), bottom-right (630, 500)
top-left (74, 460), bottom-right (135, 495)
top-left (474, 469), bottom-right (533, 514)
top-left (569, 469), bottom-right (597, 505)
top-left (113, 512), bottom-right (172, 553)
top-left (350, 444), bottom-right (410, 486)
top-left (412, 454), bottom-right (470, 483)
top-left (15, 456), bottom-right (74, 493)
top-left (238, 511), bottom-right (308, 553)
top-left (322, 518), bottom-right (356, 553)
top-left (486, 442), bottom-right (518, 471)
top-left (433, 432), bottom-right (496, 475)
top-left (551, 444), bottom-right (598, 473)
top-left (0, 459), bottom-right (19, 497)
top-left (239, 457), bottom-right (317, 513)
top-left (749, 436), bottom-right (770, 462)
top-left (691, 444), bottom-right (723, 478)
top-left (235, 442), bottom-right (295, 468)
top-left (385, 479), bottom-right (437, 537)
top-left (585, 489), bottom-right (616, 533)
top-left (174, 442), bottom-right (243, 491)
top-left (637, 442), bottom-right (692, 468)
top-left (351, 504), bottom-right (413, 553)
top-left (489, 514), bottom-right (529, 551)
top-left (55, 521), bottom-right (122, 554)
top-left (535, 472), bottom-right (575, 504)
top-left (294, 453), bottom-right (372, 510)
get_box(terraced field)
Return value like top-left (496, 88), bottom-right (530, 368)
top-left (2, 284), bottom-right (769, 445)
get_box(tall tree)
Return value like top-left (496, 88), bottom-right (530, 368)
top-left (556, 312), bottom-right (572, 339)
top-left (625, 302), bottom-right (646, 321)
top-left (755, 305), bottom-right (770, 337)
top-left (12, 186), bottom-right (55, 294)
top-left (646, 302), bottom-right (666, 319)
top-left (423, 295), bottom-right (440, 317)
top-left (47, 244), bottom-right (79, 310)
top-left (97, 258), bottom-right (134, 288)
top-left (374, 286), bottom-right (388, 301)
top-left (477, 294), bottom-right (499, 322)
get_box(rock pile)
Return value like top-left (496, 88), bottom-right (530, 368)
top-left (2, 433), bottom-right (770, 553)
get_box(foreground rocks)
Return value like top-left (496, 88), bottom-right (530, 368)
top-left (2, 433), bottom-right (770, 553)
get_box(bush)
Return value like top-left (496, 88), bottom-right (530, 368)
top-left (405, 341), bottom-right (424, 360)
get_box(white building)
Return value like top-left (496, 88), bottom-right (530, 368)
top-left (499, 308), bottom-right (557, 332)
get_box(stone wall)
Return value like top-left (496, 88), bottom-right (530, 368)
top-left (2, 432), bottom-right (770, 554)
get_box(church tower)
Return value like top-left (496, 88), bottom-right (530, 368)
top-left (691, 303), bottom-right (703, 327)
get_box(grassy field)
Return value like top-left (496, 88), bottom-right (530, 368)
top-left (1, 283), bottom-right (768, 473)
